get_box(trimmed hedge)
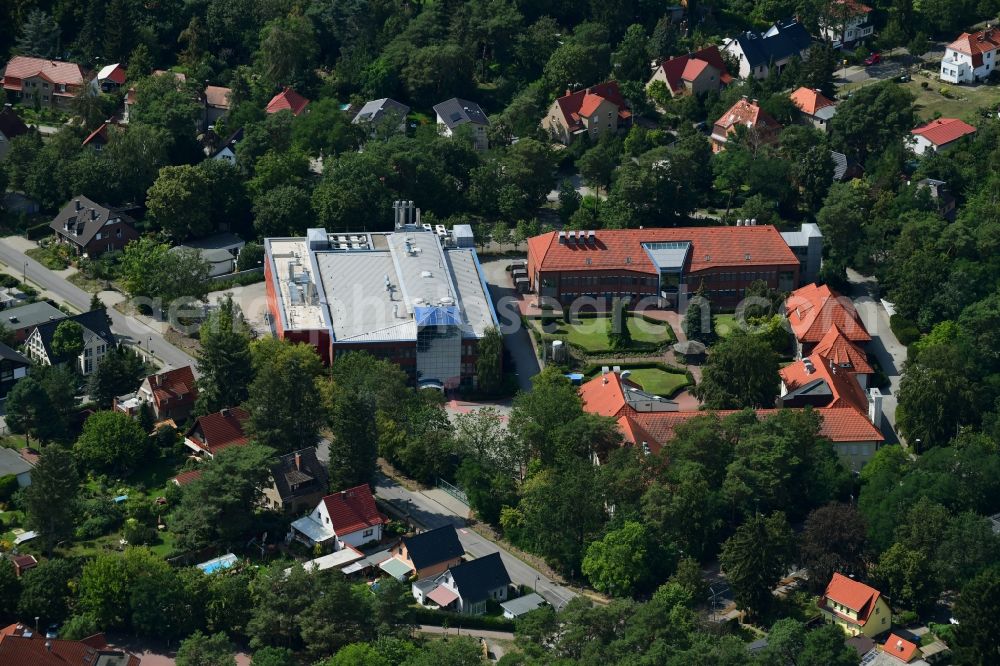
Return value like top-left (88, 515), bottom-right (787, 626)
top-left (889, 314), bottom-right (920, 346)
top-left (412, 605), bottom-right (515, 631)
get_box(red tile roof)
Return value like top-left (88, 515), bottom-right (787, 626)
top-left (529, 226), bottom-right (799, 275)
top-left (2, 56), bottom-right (86, 89)
top-left (81, 122), bottom-right (109, 147)
top-left (97, 63), bottom-right (126, 85)
top-left (786, 283), bottom-right (870, 344)
top-left (813, 325), bottom-right (873, 374)
top-left (714, 98), bottom-right (781, 132)
top-left (789, 87), bottom-right (835, 116)
top-left (832, 0), bottom-right (873, 15)
top-left (579, 371), bottom-right (639, 418)
top-left (780, 351), bottom-right (871, 413)
top-left (172, 469), bottom-right (203, 486)
top-left (655, 46), bottom-right (733, 94)
top-left (185, 407), bottom-right (249, 456)
top-left (822, 573), bottom-right (883, 626)
top-left (911, 117), bottom-right (976, 147)
top-left (946, 28), bottom-right (1000, 57)
top-left (0, 623), bottom-right (140, 666)
top-left (681, 58), bottom-right (710, 81)
top-left (204, 85), bottom-right (231, 109)
top-left (554, 82), bottom-right (631, 133)
top-left (266, 87), bottom-right (310, 116)
top-left (322, 484), bottom-right (386, 536)
top-left (883, 633), bottom-right (919, 663)
top-left (146, 366), bottom-right (197, 411)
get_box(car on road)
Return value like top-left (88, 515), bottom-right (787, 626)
top-left (864, 52), bottom-right (881, 66)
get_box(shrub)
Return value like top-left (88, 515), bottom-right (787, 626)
top-left (0, 474), bottom-right (18, 503)
top-left (920, 81), bottom-right (929, 89)
top-left (890, 314), bottom-right (921, 346)
top-left (412, 605), bottom-right (515, 631)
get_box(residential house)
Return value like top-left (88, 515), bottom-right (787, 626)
top-left (541, 82), bottom-right (632, 144)
top-left (184, 407), bottom-right (249, 457)
top-left (0, 341), bottom-right (29, 398)
top-left (395, 525), bottom-right (465, 580)
top-left (579, 370), bottom-right (884, 471)
top-left (819, 0), bottom-right (875, 48)
top-left (1, 56), bottom-right (86, 108)
top-left (96, 63), bottom-right (126, 92)
top-left (939, 27), bottom-right (1000, 83)
top-left (789, 87), bottom-right (836, 131)
top-left (24, 309), bottom-right (115, 376)
top-left (416, 552), bottom-right (511, 615)
top-left (831, 150), bottom-right (863, 182)
top-left (266, 87), bottom-right (310, 116)
top-left (723, 19), bottom-right (812, 80)
top-left (115, 366), bottom-right (198, 422)
top-left (352, 98), bottom-right (410, 136)
top-left (434, 98), bottom-right (490, 150)
top-left (880, 634), bottom-right (922, 664)
top-left (48, 195), bottom-right (139, 258)
top-left (210, 127), bottom-right (243, 165)
top-left (785, 282), bottom-right (870, 356)
top-left (8, 554), bottom-right (38, 577)
top-left (818, 572), bottom-right (891, 638)
top-left (262, 447), bottom-right (329, 514)
top-left (710, 96), bottom-right (781, 152)
top-left (290, 484), bottom-right (386, 550)
top-left (81, 121), bottom-right (112, 151)
top-left (0, 447), bottom-right (33, 487)
top-left (914, 178), bottom-right (956, 221)
top-left (646, 46), bottom-right (733, 99)
top-left (1, 301), bottom-right (66, 340)
top-left (123, 70), bottom-right (187, 123)
top-left (780, 222), bottom-right (824, 284)
top-left (0, 622), bottom-right (141, 665)
top-left (171, 469), bottom-right (203, 487)
top-left (203, 85), bottom-right (231, 128)
top-left (909, 117), bottom-right (976, 155)
top-left (0, 103), bottom-right (29, 162)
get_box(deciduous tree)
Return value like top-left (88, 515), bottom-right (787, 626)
top-left (74, 411), bottom-right (150, 476)
top-left (693, 331), bottom-right (780, 409)
top-left (196, 295), bottom-right (254, 414)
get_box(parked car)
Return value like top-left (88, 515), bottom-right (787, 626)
top-left (864, 52), bottom-right (881, 66)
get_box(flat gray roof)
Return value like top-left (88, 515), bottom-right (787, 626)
top-left (500, 592), bottom-right (546, 616)
top-left (3, 301), bottom-right (66, 330)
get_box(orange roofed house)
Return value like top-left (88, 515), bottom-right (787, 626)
top-left (1, 56), bottom-right (86, 108)
top-left (940, 27), bottom-right (1000, 83)
top-left (266, 87), bottom-right (310, 116)
top-left (579, 370), bottom-right (883, 471)
top-left (183, 407), bottom-right (249, 458)
top-left (909, 117), bottom-right (976, 155)
top-left (526, 225), bottom-right (800, 310)
top-left (711, 96), bottom-right (781, 152)
top-left (115, 366), bottom-right (198, 423)
top-left (0, 622), bottom-right (141, 665)
top-left (819, 573), bottom-right (891, 638)
top-left (542, 82), bottom-right (632, 144)
top-left (789, 87), bottom-right (837, 132)
top-left (290, 484), bottom-right (387, 551)
top-left (646, 46), bottom-right (733, 99)
top-left (785, 283), bottom-right (870, 356)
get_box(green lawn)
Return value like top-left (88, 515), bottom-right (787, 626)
top-left (712, 314), bottom-right (738, 338)
top-left (904, 77), bottom-right (1000, 123)
top-left (532, 315), bottom-right (675, 353)
top-left (623, 367), bottom-right (691, 397)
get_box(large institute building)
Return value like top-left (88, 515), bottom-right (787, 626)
top-left (264, 207), bottom-right (498, 389)
top-left (526, 224), bottom-right (806, 308)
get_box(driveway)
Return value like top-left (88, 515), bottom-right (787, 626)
top-left (480, 258), bottom-right (539, 393)
top-left (846, 268), bottom-right (906, 441)
top-left (0, 237), bottom-right (198, 373)
top-left (373, 472), bottom-right (577, 610)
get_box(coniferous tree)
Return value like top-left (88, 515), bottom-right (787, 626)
top-left (16, 9), bottom-right (61, 58)
top-left (196, 296), bottom-right (253, 414)
top-left (23, 446), bottom-right (80, 554)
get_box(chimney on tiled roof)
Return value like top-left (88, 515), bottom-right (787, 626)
top-left (75, 198), bottom-right (81, 211)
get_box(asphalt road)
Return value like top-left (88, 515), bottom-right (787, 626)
top-left (0, 237), bottom-right (198, 372)
top-left (373, 472), bottom-right (577, 610)
top-left (480, 258), bottom-right (540, 392)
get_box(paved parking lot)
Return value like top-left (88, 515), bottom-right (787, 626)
top-left (480, 257), bottom-right (539, 392)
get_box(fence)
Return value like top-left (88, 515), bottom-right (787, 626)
top-left (205, 266), bottom-right (264, 284)
top-left (437, 478), bottom-right (469, 505)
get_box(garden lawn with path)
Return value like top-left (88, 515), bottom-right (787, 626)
top-left (622, 367), bottom-right (691, 397)
top-left (531, 315), bottom-right (675, 353)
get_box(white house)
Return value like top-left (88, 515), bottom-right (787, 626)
top-left (940, 27), bottom-right (1000, 83)
top-left (818, 0), bottom-right (875, 49)
top-left (433, 98), bottom-right (490, 150)
top-left (352, 98), bottom-right (410, 136)
top-left (289, 484), bottom-right (386, 551)
top-left (909, 118), bottom-right (977, 155)
top-left (723, 19), bottom-right (812, 80)
top-left (412, 552), bottom-right (511, 615)
top-left (24, 309), bottom-right (115, 376)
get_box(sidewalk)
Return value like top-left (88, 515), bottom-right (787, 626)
top-left (416, 625), bottom-right (514, 640)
